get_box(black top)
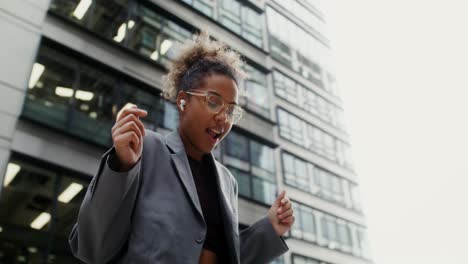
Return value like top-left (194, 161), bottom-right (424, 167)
top-left (187, 155), bottom-right (229, 262)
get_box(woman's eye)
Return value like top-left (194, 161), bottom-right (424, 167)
top-left (207, 100), bottom-right (218, 108)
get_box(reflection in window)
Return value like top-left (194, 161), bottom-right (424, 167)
top-left (291, 203), bottom-right (316, 242)
top-left (241, 7), bottom-right (263, 47)
top-left (224, 132), bottom-right (276, 204)
top-left (278, 109), bottom-right (303, 145)
top-left (282, 152), bottom-right (308, 191)
top-left (129, 5), bottom-right (191, 67)
top-left (219, 0), bottom-right (242, 34)
top-left (273, 71), bottom-right (298, 105)
top-left (0, 156), bottom-right (87, 263)
top-left (272, 0), bottom-right (326, 38)
top-left (24, 42), bottom-right (179, 147)
top-left (273, 71), bottom-right (343, 130)
top-left (266, 7), bottom-right (330, 89)
top-left (243, 65), bottom-right (270, 117)
top-left (24, 46), bottom-right (76, 131)
top-left (50, 0), bottom-right (192, 68)
top-left (70, 63), bottom-right (116, 145)
top-left (281, 152), bottom-right (358, 210)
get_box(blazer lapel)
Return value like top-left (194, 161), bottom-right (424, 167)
top-left (165, 131), bottom-right (204, 220)
top-left (207, 154), bottom-right (239, 264)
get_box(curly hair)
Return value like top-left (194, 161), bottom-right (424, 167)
top-left (162, 31), bottom-right (246, 102)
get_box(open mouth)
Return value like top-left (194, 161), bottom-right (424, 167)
top-left (206, 128), bottom-right (222, 140)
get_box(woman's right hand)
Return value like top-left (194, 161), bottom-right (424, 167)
top-left (111, 104), bottom-right (148, 171)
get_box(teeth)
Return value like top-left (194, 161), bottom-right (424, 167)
top-left (207, 128), bottom-right (222, 139)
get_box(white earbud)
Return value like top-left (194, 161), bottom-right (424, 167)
top-left (179, 99), bottom-right (186, 111)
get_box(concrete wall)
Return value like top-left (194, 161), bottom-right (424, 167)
top-left (0, 0), bottom-right (51, 194)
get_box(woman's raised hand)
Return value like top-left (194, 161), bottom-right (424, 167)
top-left (111, 104), bottom-right (148, 171)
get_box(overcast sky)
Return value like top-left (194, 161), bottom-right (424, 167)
top-left (322, 1), bottom-right (468, 263)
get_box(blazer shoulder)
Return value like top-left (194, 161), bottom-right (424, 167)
top-left (142, 129), bottom-right (165, 146)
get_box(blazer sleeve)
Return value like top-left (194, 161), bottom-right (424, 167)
top-left (236, 183), bottom-right (289, 263)
top-left (68, 146), bottom-right (141, 264)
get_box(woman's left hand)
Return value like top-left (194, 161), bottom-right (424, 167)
top-left (268, 190), bottom-right (295, 236)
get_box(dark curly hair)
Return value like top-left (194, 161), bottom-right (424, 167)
top-left (162, 31), bottom-right (246, 102)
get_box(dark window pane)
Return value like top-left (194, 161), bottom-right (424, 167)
top-left (70, 64), bottom-right (116, 146)
top-left (24, 45), bottom-right (76, 130)
top-left (250, 141), bottom-right (275, 184)
top-left (225, 132), bottom-right (249, 161)
top-left (229, 167), bottom-right (251, 198)
top-left (0, 159), bottom-right (60, 263)
top-left (252, 177), bottom-right (276, 204)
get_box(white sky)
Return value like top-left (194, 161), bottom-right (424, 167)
top-left (322, 1), bottom-right (468, 263)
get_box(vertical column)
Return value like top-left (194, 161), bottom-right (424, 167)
top-left (0, 0), bottom-right (51, 193)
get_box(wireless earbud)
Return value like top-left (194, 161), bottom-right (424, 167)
top-left (180, 99), bottom-right (186, 111)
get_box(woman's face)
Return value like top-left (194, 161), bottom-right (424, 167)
top-left (177, 74), bottom-right (239, 160)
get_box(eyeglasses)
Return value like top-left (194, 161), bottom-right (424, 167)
top-left (185, 90), bottom-right (245, 124)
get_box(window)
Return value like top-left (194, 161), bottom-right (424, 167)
top-left (290, 202), bottom-right (317, 243)
top-left (24, 42), bottom-right (179, 147)
top-left (0, 155), bottom-right (89, 263)
top-left (337, 223), bottom-right (352, 248)
top-left (243, 65), bottom-right (270, 117)
top-left (272, 0), bottom-right (326, 38)
top-left (266, 6), bottom-right (331, 92)
top-left (292, 254), bottom-right (326, 264)
top-left (225, 132), bottom-right (249, 161)
top-left (50, 0), bottom-right (192, 68)
top-left (24, 45), bottom-right (77, 131)
top-left (219, 0), bottom-right (242, 34)
top-left (273, 71), bottom-right (342, 130)
top-left (321, 216), bottom-right (338, 247)
top-left (129, 5), bottom-right (191, 67)
top-left (193, 0), bottom-right (216, 17)
top-left (356, 227), bottom-right (372, 259)
top-left (270, 256), bottom-right (285, 264)
top-left (277, 109), bottom-right (303, 145)
top-left (224, 132), bottom-right (276, 204)
top-left (241, 7), bottom-right (263, 47)
top-left (273, 71), bottom-right (299, 105)
top-left (282, 152), bottom-right (308, 191)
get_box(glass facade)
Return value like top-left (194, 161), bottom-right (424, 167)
top-left (282, 152), bottom-right (361, 211)
top-left (290, 201), bottom-right (371, 258)
top-left (181, 0), bottom-right (265, 48)
top-left (272, 0), bottom-right (326, 38)
top-left (0, 155), bottom-right (88, 263)
top-left (24, 41), bottom-right (179, 147)
top-left (277, 108), bottom-right (352, 168)
top-left (50, 0), bottom-right (192, 67)
top-left (224, 132), bottom-right (277, 205)
top-left (273, 70), bottom-right (345, 130)
top-left (242, 65), bottom-right (270, 118)
top-left (266, 6), bottom-right (338, 96)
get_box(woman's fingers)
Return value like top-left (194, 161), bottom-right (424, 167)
top-left (277, 199), bottom-right (292, 214)
top-left (278, 207), bottom-right (294, 220)
top-left (113, 120), bottom-right (144, 140)
top-left (280, 215), bottom-right (295, 224)
top-left (114, 131), bottom-right (140, 149)
top-left (113, 112), bottom-right (146, 136)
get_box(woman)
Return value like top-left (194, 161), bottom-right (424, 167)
top-left (69, 32), bottom-right (295, 264)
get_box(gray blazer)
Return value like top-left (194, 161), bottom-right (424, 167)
top-left (69, 130), bottom-right (288, 263)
